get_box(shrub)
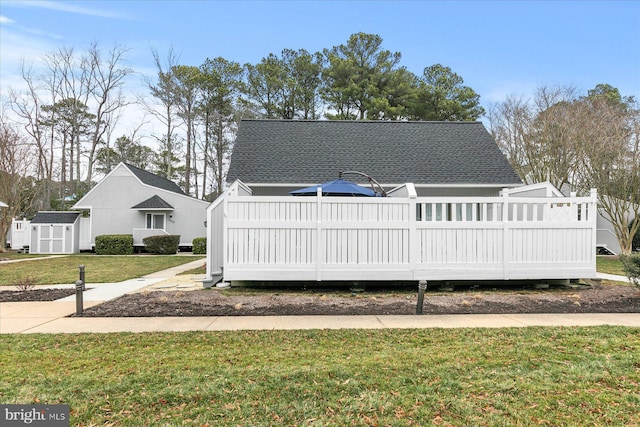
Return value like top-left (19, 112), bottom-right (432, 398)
top-left (192, 237), bottom-right (206, 254)
top-left (95, 234), bottom-right (133, 255)
top-left (620, 254), bottom-right (640, 288)
top-left (14, 275), bottom-right (36, 291)
top-left (143, 235), bottom-right (180, 254)
top-left (631, 224), bottom-right (640, 252)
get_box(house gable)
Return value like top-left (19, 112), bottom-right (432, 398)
top-left (227, 120), bottom-right (523, 188)
top-left (74, 163), bottom-right (186, 209)
top-left (71, 163), bottom-right (209, 247)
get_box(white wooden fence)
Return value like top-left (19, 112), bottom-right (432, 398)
top-left (206, 182), bottom-right (597, 283)
top-left (9, 219), bottom-right (31, 250)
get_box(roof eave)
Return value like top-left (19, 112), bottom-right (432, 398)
top-left (239, 182), bottom-right (524, 189)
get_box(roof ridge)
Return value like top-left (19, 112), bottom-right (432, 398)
top-left (240, 119), bottom-right (482, 124)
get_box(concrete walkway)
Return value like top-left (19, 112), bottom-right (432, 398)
top-left (1, 266), bottom-right (638, 334)
top-left (5, 312), bottom-right (639, 334)
top-left (596, 272), bottom-right (632, 283)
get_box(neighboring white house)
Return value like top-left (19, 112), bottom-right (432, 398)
top-left (205, 120), bottom-right (597, 285)
top-left (72, 162), bottom-right (209, 250)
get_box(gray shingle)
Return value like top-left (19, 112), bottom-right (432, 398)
top-left (131, 195), bottom-right (174, 210)
top-left (31, 211), bottom-right (81, 224)
top-left (124, 163), bottom-right (185, 195)
top-left (227, 120), bottom-right (523, 186)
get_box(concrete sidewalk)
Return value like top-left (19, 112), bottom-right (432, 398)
top-left (3, 312), bottom-right (638, 334)
top-left (595, 272), bottom-right (632, 283)
top-left (0, 258), bottom-right (205, 333)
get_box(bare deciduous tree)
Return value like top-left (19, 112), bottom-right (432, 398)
top-left (141, 48), bottom-right (180, 180)
top-left (489, 85), bottom-right (579, 191)
top-left (85, 43), bottom-right (133, 185)
top-left (9, 61), bottom-right (58, 210)
top-left (490, 84), bottom-right (640, 254)
top-left (575, 97), bottom-right (640, 254)
top-left (0, 115), bottom-right (40, 251)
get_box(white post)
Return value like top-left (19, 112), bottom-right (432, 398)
top-left (408, 190), bottom-right (418, 276)
top-left (570, 192), bottom-right (578, 221)
top-left (221, 193), bottom-right (229, 277)
top-left (316, 186), bottom-right (323, 281)
top-left (502, 189), bottom-right (511, 280)
top-left (590, 188), bottom-right (598, 265)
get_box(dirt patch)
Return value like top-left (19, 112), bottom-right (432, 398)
top-left (0, 289), bottom-right (76, 302)
top-left (75, 283), bottom-right (640, 317)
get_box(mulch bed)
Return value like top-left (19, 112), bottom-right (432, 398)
top-left (4, 284), bottom-right (639, 316)
top-left (0, 289), bottom-right (76, 302)
top-left (75, 283), bottom-right (640, 317)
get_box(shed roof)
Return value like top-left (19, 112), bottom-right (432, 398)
top-left (227, 120), bottom-right (522, 186)
top-left (31, 211), bottom-right (81, 224)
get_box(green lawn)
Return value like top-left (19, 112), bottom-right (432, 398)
top-left (0, 252), bottom-right (43, 260)
top-left (0, 327), bottom-right (637, 426)
top-left (596, 256), bottom-right (627, 276)
top-left (0, 255), bottom-right (204, 286)
top-left (177, 263), bottom-right (206, 275)
top-left (0, 254), bottom-right (628, 285)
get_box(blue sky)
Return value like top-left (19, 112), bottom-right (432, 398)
top-left (1, 0), bottom-right (639, 114)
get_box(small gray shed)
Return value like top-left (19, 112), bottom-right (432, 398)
top-left (29, 211), bottom-right (82, 254)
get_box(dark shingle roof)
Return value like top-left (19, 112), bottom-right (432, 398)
top-left (131, 195), bottom-right (174, 210)
top-left (124, 163), bottom-right (185, 195)
top-left (227, 120), bottom-right (523, 186)
top-left (31, 211), bottom-right (81, 224)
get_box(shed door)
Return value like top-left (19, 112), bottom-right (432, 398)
top-left (40, 225), bottom-right (65, 253)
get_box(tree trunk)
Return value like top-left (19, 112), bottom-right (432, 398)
top-left (216, 119), bottom-right (224, 197)
top-left (202, 111), bottom-right (210, 200)
top-left (184, 117), bottom-right (191, 195)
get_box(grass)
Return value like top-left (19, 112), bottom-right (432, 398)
top-left (0, 252), bottom-right (44, 260)
top-left (0, 255), bottom-right (204, 285)
top-left (1, 253), bottom-right (628, 285)
top-left (177, 263), bottom-right (206, 275)
top-left (0, 327), bottom-right (638, 426)
top-left (596, 256), bottom-right (627, 276)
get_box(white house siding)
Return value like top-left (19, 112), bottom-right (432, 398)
top-left (74, 164), bottom-right (208, 248)
top-left (414, 187), bottom-right (502, 197)
top-left (245, 184), bottom-right (504, 198)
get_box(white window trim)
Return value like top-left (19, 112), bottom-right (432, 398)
top-left (145, 213), bottom-right (166, 230)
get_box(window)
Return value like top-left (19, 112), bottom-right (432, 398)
top-left (146, 213), bottom-right (165, 230)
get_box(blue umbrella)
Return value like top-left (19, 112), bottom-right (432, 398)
top-left (290, 179), bottom-right (377, 197)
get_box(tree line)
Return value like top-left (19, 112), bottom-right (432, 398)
top-left (1, 33), bottom-right (638, 253)
top-left (2, 33), bottom-right (484, 204)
